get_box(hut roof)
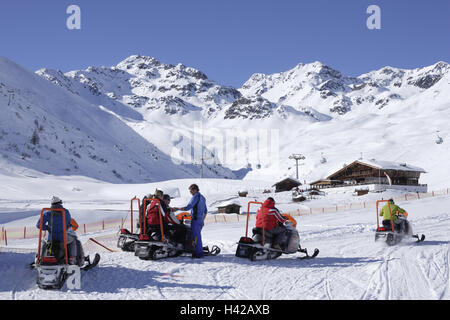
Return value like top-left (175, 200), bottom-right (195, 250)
top-left (272, 177), bottom-right (301, 187)
top-left (217, 200), bottom-right (241, 208)
top-left (327, 159), bottom-right (426, 179)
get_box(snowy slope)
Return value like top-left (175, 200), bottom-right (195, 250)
top-left (0, 56), bottom-right (236, 183)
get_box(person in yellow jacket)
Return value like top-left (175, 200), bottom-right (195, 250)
top-left (379, 199), bottom-right (409, 232)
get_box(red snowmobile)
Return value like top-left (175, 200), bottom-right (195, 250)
top-left (236, 201), bottom-right (319, 261)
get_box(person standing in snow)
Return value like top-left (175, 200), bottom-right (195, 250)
top-left (379, 198), bottom-right (409, 233)
top-left (36, 196), bottom-right (78, 265)
top-left (173, 184), bottom-right (208, 258)
top-left (255, 197), bottom-right (288, 250)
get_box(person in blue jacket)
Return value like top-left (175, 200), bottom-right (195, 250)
top-left (174, 184), bottom-right (208, 258)
top-left (36, 196), bottom-right (77, 264)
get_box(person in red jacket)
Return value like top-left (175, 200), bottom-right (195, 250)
top-left (255, 197), bottom-right (288, 249)
top-left (146, 190), bottom-right (167, 240)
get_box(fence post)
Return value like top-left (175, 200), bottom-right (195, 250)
top-left (84, 224), bottom-right (86, 234)
top-left (4, 230), bottom-right (7, 246)
top-left (24, 226), bottom-right (26, 239)
top-left (102, 220), bottom-right (105, 230)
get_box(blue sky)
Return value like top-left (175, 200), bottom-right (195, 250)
top-left (1, 0), bottom-right (449, 87)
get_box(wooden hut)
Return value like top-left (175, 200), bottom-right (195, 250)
top-left (272, 178), bottom-right (301, 193)
top-left (238, 190), bottom-right (248, 197)
top-left (326, 159), bottom-right (426, 186)
top-left (309, 179), bottom-right (343, 189)
top-left (217, 201), bottom-right (241, 214)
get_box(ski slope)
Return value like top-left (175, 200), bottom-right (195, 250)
top-left (1, 191), bottom-right (449, 300)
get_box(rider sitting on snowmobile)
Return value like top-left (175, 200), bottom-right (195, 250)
top-left (36, 196), bottom-right (79, 265)
top-left (162, 194), bottom-right (189, 249)
top-left (254, 197), bottom-right (289, 250)
top-left (137, 193), bottom-right (150, 229)
top-left (379, 199), bottom-right (409, 233)
top-left (145, 190), bottom-right (168, 240)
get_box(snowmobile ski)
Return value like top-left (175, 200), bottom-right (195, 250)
top-left (298, 247), bottom-right (320, 260)
top-left (413, 234), bottom-right (425, 243)
top-left (203, 245), bottom-right (221, 256)
top-left (81, 253), bottom-right (100, 271)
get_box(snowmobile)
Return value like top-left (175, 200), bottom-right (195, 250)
top-left (32, 208), bottom-right (100, 290)
top-left (375, 200), bottom-right (425, 246)
top-left (133, 198), bottom-right (221, 260)
top-left (236, 201), bottom-right (319, 261)
top-left (117, 197), bottom-right (142, 252)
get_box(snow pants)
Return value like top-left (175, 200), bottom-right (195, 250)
top-left (167, 223), bottom-right (188, 244)
top-left (265, 226), bottom-right (287, 246)
top-left (191, 219), bottom-right (204, 258)
top-left (382, 219), bottom-right (409, 233)
top-left (66, 233), bottom-right (78, 264)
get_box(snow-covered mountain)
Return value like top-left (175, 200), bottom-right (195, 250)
top-left (37, 55), bottom-right (242, 119)
top-left (1, 55), bottom-right (449, 188)
top-left (0, 57), bottom-right (236, 183)
top-left (240, 60), bottom-right (450, 116)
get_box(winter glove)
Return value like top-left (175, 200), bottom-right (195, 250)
top-left (283, 220), bottom-right (293, 227)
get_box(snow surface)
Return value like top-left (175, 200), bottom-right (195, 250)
top-left (0, 177), bottom-right (449, 300)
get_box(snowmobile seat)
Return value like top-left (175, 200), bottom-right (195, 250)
top-left (382, 220), bottom-right (396, 231)
top-left (252, 227), bottom-right (274, 244)
top-left (41, 241), bottom-right (67, 265)
top-left (252, 227), bottom-right (262, 235)
top-left (120, 229), bottom-right (132, 235)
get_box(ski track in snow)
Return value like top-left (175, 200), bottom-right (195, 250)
top-left (1, 195), bottom-right (450, 300)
